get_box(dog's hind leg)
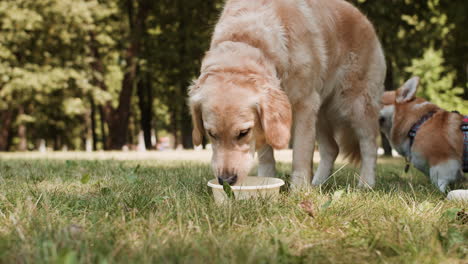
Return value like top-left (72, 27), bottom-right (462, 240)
top-left (356, 131), bottom-right (378, 188)
top-left (312, 118), bottom-right (339, 185)
top-left (343, 57), bottom-right (384, 188)
top-left (257, 144), bottom-right (276, 177)
top-left (347, 95), bottom-right (379, 188)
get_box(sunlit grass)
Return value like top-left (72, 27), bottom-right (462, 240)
top-left (0, 158), bottom-right (466, 263)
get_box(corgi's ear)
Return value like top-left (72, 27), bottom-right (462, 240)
top-left (396, 77), bottom-right (419, 103)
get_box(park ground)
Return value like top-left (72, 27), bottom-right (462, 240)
top-left (0, 151), bottom-right (466, 263)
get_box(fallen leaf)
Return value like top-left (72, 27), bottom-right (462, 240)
top-left (80, 173), bottom-right (90, 184)
top-left (133, 164), bottom-right (141, 174)
top-left (456, 209), bottom-right (467, 224)
top-left (299, 200), bottom-right (315, 218)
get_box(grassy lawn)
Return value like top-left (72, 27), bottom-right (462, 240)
top-left (0, 157), bottom-right (466, 263)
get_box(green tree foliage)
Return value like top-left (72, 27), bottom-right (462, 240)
top-left (406, 48), bottom-right (468, 113)
top-left (0, 0), bottom-right (466, 151)
top-left (147, 0), bottom-right (221, 148)
top-left (0, 0), bottom-right (113, 150)
top-left (353, 0), bottom-right (467, 92)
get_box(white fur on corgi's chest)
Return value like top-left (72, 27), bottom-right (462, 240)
top-left (391, 137), bottom-right (430, 174)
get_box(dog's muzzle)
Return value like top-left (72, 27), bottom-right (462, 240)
top-left (217, 173), bottom-right (238, 185)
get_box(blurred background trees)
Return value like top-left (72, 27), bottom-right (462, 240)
top-left (0, 0), bottom-right (466, 152)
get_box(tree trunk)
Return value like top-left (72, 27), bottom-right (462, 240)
top-left (18, 123), bottom-right (27, 151)
top-left (181, 99), bottom-right (193, 149)
top-left (17, 106), bottom-right (27, 151)
top-left (127, 114), bottom-right (135, 147)
top-left (90, 96), bottom-right (98, 151)
top-left (135, 1), bottom-right (153, 151)
top-left (6, 125), bottom-right (13, 151)
top-left (54, 134), bottom-right (61, 151)
top-left (0, 109), bottom-right (13, 151)
top-left (137, 71), bottom-right (153, 149)
top-left (88, 31), bottom-right (110, 150)
top-left (99, 106), bottom-right (108, 150)
top-left (85, 108), bottom-right (93, 152)
top-left (381, 58), bottom-right (394, 157)
top-left (170, 108), bottom-right (179, 149)
top-left (455, 62), bottom-right (467, 100)
top-left (106, 0), bottom-right (149, 150)
top-left (107, 59), bottom-right (136, 150)
top-left (178, 1), bottom-right (194, 149)
top-left (151, 128), bottom-right (157, 147)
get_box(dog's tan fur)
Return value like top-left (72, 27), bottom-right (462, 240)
top-left (189, 0), bottom-right (386, 187)
top-left (380, 77), bottom-right (465, 192)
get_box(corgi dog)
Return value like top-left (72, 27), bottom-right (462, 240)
top-left (379, 77), bottom-right (467, 192)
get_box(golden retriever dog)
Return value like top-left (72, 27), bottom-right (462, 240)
top-left (189, 0), bottom-right (386, 188)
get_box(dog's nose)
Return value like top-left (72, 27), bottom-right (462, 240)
top-left (217, 174), bottom-right (238, 185)
top-left (379, 116), bottom-right (385, 125)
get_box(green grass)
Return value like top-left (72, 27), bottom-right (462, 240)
top-left (0, 158), bottom-right (466, 263)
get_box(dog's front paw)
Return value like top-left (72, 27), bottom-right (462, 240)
top-left (357, 180), bottom-right (375, 189)
top-left (290, 171), bottom-right (312, 191)
top-left (312, 173), bottom-right (329, 186)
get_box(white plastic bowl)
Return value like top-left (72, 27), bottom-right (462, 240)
top-left (447, 190), bottom-right (468, 201)
top-left (207, 176), bottom-right (285, 204)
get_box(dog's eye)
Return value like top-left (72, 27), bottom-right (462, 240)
top-left (237, 129), bottom-right (250, 140)
top-left (208, 131), bottom-right (217, 139)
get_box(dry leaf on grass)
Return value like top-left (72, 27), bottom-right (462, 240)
top-left (457, 209), bottom-right (467, 224)
top-left (299, 200), bottom-right (315, 218)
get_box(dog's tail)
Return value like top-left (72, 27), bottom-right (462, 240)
top-left (335, 127), bottom-right (361, 164)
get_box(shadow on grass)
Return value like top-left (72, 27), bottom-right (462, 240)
top-left (273, 161), bottom-right (446, 200)
top-left (1, 158), bottom-right (448, 201)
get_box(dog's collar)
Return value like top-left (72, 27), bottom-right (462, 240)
top-left (405, 111), bottom-right (468, 173)
top-left (403, 111), bottom-right (436, 172)
top-left (462, 115), bottom-right (468, 172)
top-left (452, 112), bottom-right (468, 172)
top-left (408, 111), bottom-right (436, 149)
top-left (462, 116), bottom-right (468, 131)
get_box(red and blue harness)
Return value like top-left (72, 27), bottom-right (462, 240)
top-left (407, 111), bottom-right (468, 173)
top-left (462, 116), bottom-right (468, 172)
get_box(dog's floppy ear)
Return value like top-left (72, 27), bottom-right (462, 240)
top-left (396, 77), bottom-right (419, 103)
top-left (257, 87), bottom-right (292, 149)
top-left (188, 82), bottom-right (204, 146)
